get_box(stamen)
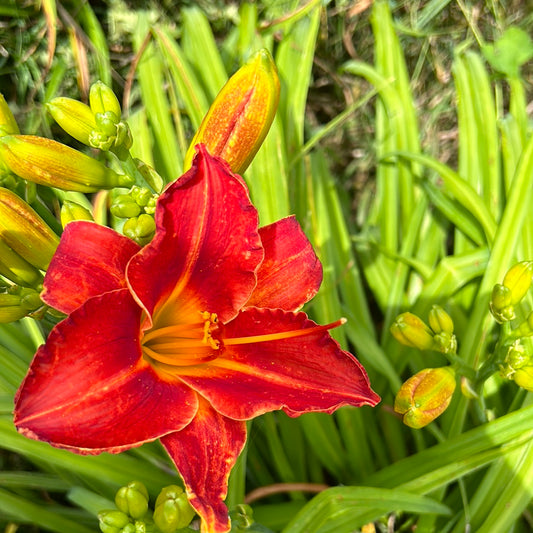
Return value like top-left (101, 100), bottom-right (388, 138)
top-left (142, 322), bottom-right (205, 343)
top-left (223, 318), bottom-right (346, 346)
top-left (141, 310), bottom-right (220, 368)
top-left (143, 345), bottom-right (218, 366)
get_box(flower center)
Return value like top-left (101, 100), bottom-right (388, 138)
top-left (141, 311), bottom-right (221, 367)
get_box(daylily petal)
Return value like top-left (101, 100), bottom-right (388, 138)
top-left (14, 289), bottom-right (198, 452)
top-left (247, 216), bottom-right (322, 311)
top-left (127, 145), bottom-right (263, 326)
top-left (176, 308), bottom-right (380, 420)
top-left (161, 399), bottom-right (247, 533)
top-left (42, 221), bottom-right (140, 314)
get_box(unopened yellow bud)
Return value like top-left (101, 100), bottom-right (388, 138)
top-left (428, 305), bottom-right (454, 335)
top-left (60, 200), bottom-right (94, 227)
top-left (0, 187), bottom-right (59, 270)
top-left (390, 312), bottom-right (436, 351)
top-left (184, 48), bottom-right (280, 174)
top-left (513, 365), bottom-right (533, 392)
top-left (90, 81), bottom-right (122, 119)
top-left (0, 94), bottom-right (19, 136)
top-left (503, 261), bottom-right (533, 305)
top-left (47, 97), bottom-right (97, 145)
top-left (394, 367), bottom-right (456, 428)
top-left (428, 305), bottom-right (457, 354)
top-left (0, 135), bottom-right (133, 192)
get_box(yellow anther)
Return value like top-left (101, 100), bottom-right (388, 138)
top-left (200, 311), bottom-right (219, 349)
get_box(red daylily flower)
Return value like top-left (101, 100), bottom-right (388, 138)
top-left (14, 145), bottom-right (380, 533)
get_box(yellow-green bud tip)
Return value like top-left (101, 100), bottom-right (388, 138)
top-left (0, 94), bottom-right (20, 136)
top-left (47, 97), bottom-right (96, 145)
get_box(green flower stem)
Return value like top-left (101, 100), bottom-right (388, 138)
top-left (118, 152), bottom-right (157, 194)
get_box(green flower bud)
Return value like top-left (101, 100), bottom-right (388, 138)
top-left (153, 485), bottom-right (195, 533)
top-left (0, 187), bottom-right (59, 270)
top-left (123, 214), bottom-right (156, 246)
top-left (0, 93), bottom-right (20, 136)
top-left (98, 510), bottom-right (132, 533)
top-left (60, 200), bottom-right (94, 227)
top-left (115, 481), bottom-right (149, 520)
top-left (503, 261), bottom-right (533, 305)
top-left (229, 504), bottom-right (254, 531)
top-left (390, 312), bottom-right (436, 351)
top-left (111, 194), bottom-right (142, 219)
top-left (513, 365), bottom-right (533, 392)
top-left (47, 97), bottom-right (97, 145)
top-left (489, 284), bottom-right (514, 322)
top-left (0, 135), bottom-right (134, 192)
top-left (500, 340), bottom-right (531, 379)
top-left (90, 81), bottom-right (122, 119)
top-left (394, 367), bottom-right (456, 429)
top-left (89, 113), bottom-right (132, 159)
top-left (131, 186), bottom-right (153, 208)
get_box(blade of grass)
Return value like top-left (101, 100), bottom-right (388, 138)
top-left (0, 487), bottom-right (95, 533)
top-left (282, 486), bottom-right (451, 533)
top-left (181, 7), bottom-right (228, 101)
top-left (132, 18), bottom-right (182, 181)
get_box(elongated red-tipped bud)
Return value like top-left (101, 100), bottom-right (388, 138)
top-left (184, 49), bottom-right (280, 174)
top-left (0, 135), bottom-right (133, 192)
top-left (394, 367), bottom-right (456, 428)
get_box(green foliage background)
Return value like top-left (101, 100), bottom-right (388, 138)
top-left (0, 0), bottom-right (532, 531)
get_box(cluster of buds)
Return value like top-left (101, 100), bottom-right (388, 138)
top-left (47, 81), bottom-right (132, 160)
top-left (0, 80), bottom-right (133, 193)
top-left (499, 340), bottom-right (533, 391)
top-left (489, 262), bottom-right (533, 391)
top-left (98, 481), bottom-right (195, 533)
top-left (490, 261), bottom-right (533, 323)
top-left (0, 47), bottom-right (280, 322)
top-left (390, 305), bottom-right (457, 354)
top-left (390, 306), bottom-right (457, 428)
top-left (111, 186), bottom-right (158, 246)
